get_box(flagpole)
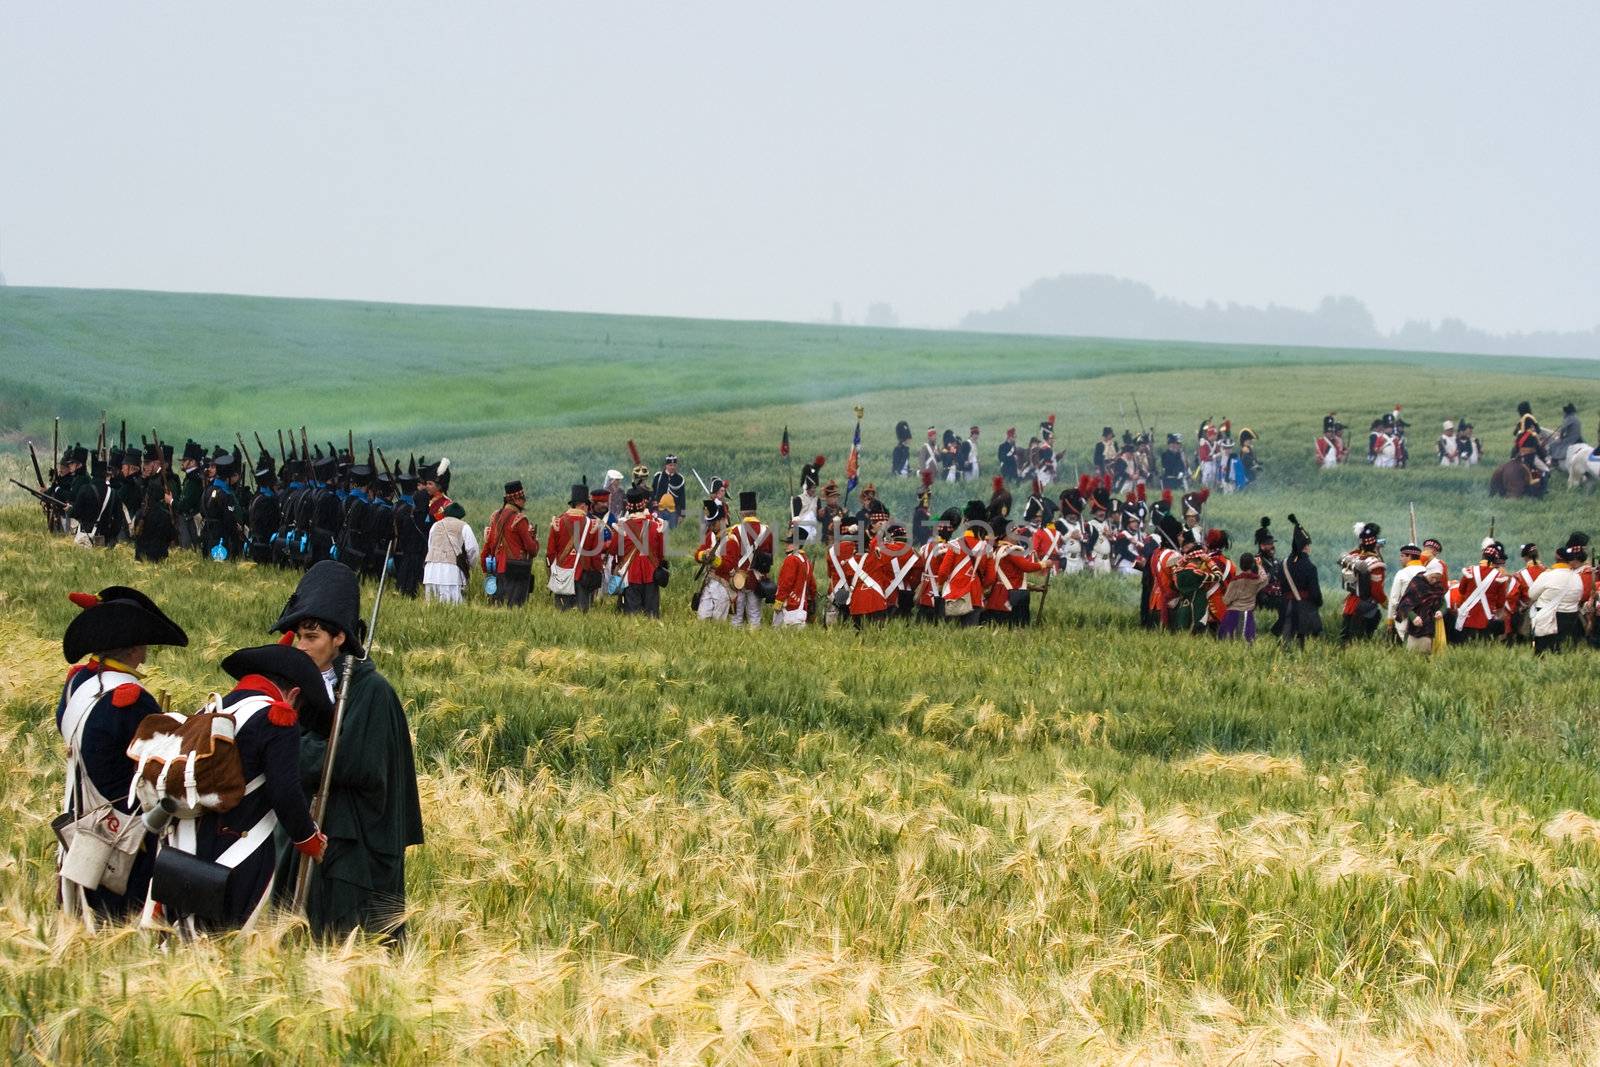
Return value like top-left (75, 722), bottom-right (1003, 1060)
top-left (782, 426), bottom-right (794, 500)
top-left (842, 406), bottom-right (864, 510)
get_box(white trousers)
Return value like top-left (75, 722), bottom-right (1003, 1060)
top-left (425, 583), bottom-right (464, 604)
top-left (696, 580), bottom-right (730, 620)
top-left (730, 590), bottom-right (764, 627)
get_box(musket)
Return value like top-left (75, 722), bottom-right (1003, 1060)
top-left (293, 535), bottom-right (393, 914)
top-left (254, 431), bottom-right (269, 464)
top-left (151, 430), bottom-right (181, 540)
top-left (1489, 515), bottom-right (1496, 541)
top-left (27, 441), bottom-right (46, 488)
top-left (1408, 502), bottom-right (1418, 545)
top-left (119, 420), bottom-right (126, 456)
top-left (690, 467), bottom-right (711, 495)
top-left (52, 417), bottom-right (60, 477)
top-left (98, 411), bottom-right (107, 464)
top-left (277, 428), bottom-right (288, 468)
top-left (374, 442), bottom-right (395, 483)
top-left (10, 479), bottom-right (70, 510)
top-left (1032, 567), bottom-right (1052, 624)
top-left (300, 427), bottom-right (310, 475)
top-left (347, 429), bottom-right (355, 468)
top-left (235, 433), bottom-right (255, 490)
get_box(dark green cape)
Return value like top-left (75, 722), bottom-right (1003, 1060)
top-left (277, 657), bottom-right (423, 938)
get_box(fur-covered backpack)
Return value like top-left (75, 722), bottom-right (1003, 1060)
top-left (126, 694), bottom-right (270, 817)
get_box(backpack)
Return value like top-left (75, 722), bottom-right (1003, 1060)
top-left (126, 694), bottom-right (269, 818)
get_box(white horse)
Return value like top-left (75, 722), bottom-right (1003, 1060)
top-left (1564, 443), bottom-right (1600, 489)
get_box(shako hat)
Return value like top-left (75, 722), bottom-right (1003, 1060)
top-left (418, 457), bottom-right (452, 491)
top-left (1354, 521), bottom-right (1380, 545)
top-left (504, 479), bottom-right (524, 496)
top-left (568, 483), bottom-right (589, 506)
top-left (937, 507), bottom-right (962, 528)
top-left (1287, 513), bottom-right (1311, 553)
top-left (271, 560), bottom-right (365, 658)
top-left (738, 490), bottom-right (758, 513)
top-left (1253, 516), bottom-right (1274, 547)
top-left (626, 485), bottom-right (649, 509)
top-left (63, 586), bottom-right (189, 663)
top-left (220, 643), bottom-right (334, 735)
top-left (181, 438), bottom-right (205, 463)
top-left (962, 498), bottom-right (988, 524)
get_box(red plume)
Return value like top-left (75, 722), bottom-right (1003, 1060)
top-left (626, 439), bottom-right (642, 466)
top-left (920, 469), bottom-right (934, 489)
top-left (1102, 473), bottom-right (1113, 492)
top-left (1136, 482), bottom-right (1147, 502)
top-left (992, 475), bottom-right (1005, 495)
top-left (1161, 488), bottom-right (1173, 506)
top-left (813, 454), bottom-right (826, 468)
top-left (1032, 477), bottom-right (1042, 497)
top-left (278, 630), bottom-right (297, 646)
top-left (1197, 488), bottom-right (1210, 503)
top-left (1048, 413), bottom-right (1056, 425)
top-left (68, 592), bottom-right (100, 609)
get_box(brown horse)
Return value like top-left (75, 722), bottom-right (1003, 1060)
top-left (1489, 459), bottom-right (1546, 498)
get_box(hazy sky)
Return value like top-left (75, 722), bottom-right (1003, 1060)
top-left (3, 2), bottom-right (1596, 333)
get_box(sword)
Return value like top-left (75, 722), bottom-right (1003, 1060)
top-left (690, 467), bottom-right (711, 495)
top-left (293, 536), bottom-right (393, 914)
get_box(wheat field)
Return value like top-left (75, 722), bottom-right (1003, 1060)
top-left (5, 289), bottom-right (1600, 1062)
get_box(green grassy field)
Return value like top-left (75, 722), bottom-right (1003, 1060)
top-left (3, 287), bottom-right (1600, 1062)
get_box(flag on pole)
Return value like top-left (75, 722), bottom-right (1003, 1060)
top-left (780, 426), bottom-right (790, 458)
top-left (845, 419), bottom-right (861, 492)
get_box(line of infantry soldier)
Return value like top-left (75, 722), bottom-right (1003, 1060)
top-left (53, 562), bottom-right (422, 939)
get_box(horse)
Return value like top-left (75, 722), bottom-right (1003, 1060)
top-left (1489, 459), bottom-right (1546, 499)
top-left (1563, 442), bottom-right (1600, 489)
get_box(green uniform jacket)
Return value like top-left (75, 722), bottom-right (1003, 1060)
top-left (279, 657), bottom-right (424, 938)
top-left (177, 471), bottom-right (203, 517)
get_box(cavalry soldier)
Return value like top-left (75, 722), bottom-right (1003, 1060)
top-left (774, 526), bottom-right (816, 626)
top-left (547, 484), bottom-right (604, 612)
top-left (273, 561), bottom-right (424, 939)
top-left (651, 455), bottom-right (687, 529)
top-left (55, 586), bottom-right (188, 928)
top-left (483, 480), bottom-right (539, 608)
top-left (147, 642), bottom-right (332, 933)
top-left (1454, 541), bottom-right (1512, 642)
top-left (693, 496), bottom-right (733, 621)
top-left (1513, 401), bottom-right (1549, 480)
top-left (725, 491), bottom-right (774, 628)
top-left (985, 520), bottom-right (1046, 625)
top-left (1339, 522), bottom-right (1388, 642)
top-left (615, 485), bottom-right (666, 616)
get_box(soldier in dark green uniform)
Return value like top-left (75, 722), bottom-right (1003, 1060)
top-left (176, 439), bottom-right (206, 550)
top-left (272, 561), bottom-right (423, 940)
top-left (135, 442), bottom-right (179, 563)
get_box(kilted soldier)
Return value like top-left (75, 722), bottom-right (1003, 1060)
top-left (144, 643), bottom-right (332, 934)
top-left (1338, 522), bottom-right (1387, 642)
top-left (483, 480), bottom-right (539, 607)
top-left (774, 526), bottom-right (817, 626)
top-left (693, 496), bottom-right (733, 621)
top-left (55, 586), bottom-right (188, 928)
top-left (548, 483), bottom-right (604, 611)
top-left (272, 561), bottom-right (424, 939)
top-left (615, 486), bottom-right (666, 616)
top-left (726, 491), bottom-right (774, 627)
top-left (651, 455), bottom-right (687, 529)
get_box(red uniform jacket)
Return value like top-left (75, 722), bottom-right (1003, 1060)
top-left (775, 550), bottom-right (816, 612)
top-left (1454, 562), bottom-right (1510, 630)
top-left (984, 543), bottom-right (1045, 611)
top-left (724, 519), bottom-right (773, 580)
top-left (851, 538), bottom-right (918, 615)
top-left (614, 512), bottom-right (666, 584)
top-left (933, 532), bottom-right (993, 604)
top-left (1342, 553), bottom-right (1387, 616)
top-left (915, 540), bottom-right (947, 608)
top-left (1031, 525), bottom-right (1062, 571)
top-left (483, 505), bottom-right (538, 574)
top-left (826, 538), bottom-right (858, 595)
top-left (545, 509), bottom-right (602, 578)
top-left (1505, 563), bottom-right (1545, 616)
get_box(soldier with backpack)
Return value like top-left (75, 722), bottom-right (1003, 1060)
top-left (55, 586), bottom-right (189, 929)
top-left (130, 642), bottom-right (332, 933)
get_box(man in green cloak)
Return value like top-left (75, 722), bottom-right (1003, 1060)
top-left (272, 560), bottom-right (424, 940)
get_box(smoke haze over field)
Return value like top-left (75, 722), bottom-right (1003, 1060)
top-left (1, 3), bottom-right (1596, 341)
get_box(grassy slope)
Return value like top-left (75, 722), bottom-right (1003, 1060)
top-left (4, 288), bottom-right (1600, 1061)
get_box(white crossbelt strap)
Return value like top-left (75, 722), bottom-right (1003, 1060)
top-left (996, 546), bottom-right (1019, 591)
top-left (883, 553), bottom-right (918, 597)
top-left (941, 554), bottom-right (972, 598)
top-left (1454, 567), bottom-right (1501, 630)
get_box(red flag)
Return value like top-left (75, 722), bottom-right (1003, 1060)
top-left (780, 426), bottom-right (790, 458)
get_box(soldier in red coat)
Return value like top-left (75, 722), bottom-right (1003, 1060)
top-left (482, 480), bottom-right (539, 608)
top-left (774, 526), bottom-right (817, 626)
top-left (693, 497), bottom-right (732, 621)
top-left (1339, 522), bottom-right (1387, 642)
top-left (722, 492), bottom-right (773, 627)
top-left (1454, 541), bottom-right (1511, 641)
top-left (914, 509), bottom-right (959, 622)
top-left (545, 484), bottom-right (604, 612)
top-left (932, 500), bottom-right (995, 626)
top-left (824, 514), bottom-right (861, 627)
top-left (984, 521), bottom-right (1046, 626)
top-left (615, 486), bottom-right (667, 616)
